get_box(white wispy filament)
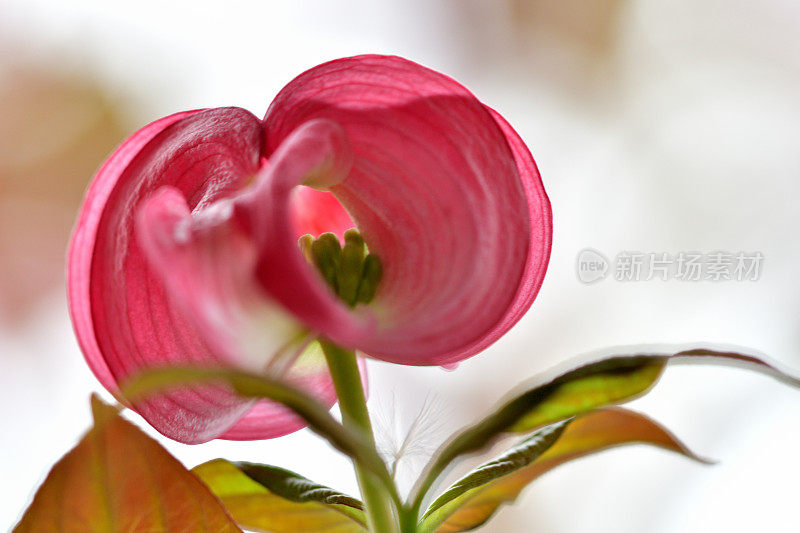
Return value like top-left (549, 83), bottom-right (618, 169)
top-left (373, 392), bottom-right (452, 496)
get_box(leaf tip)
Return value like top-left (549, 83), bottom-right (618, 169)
top-left (693, 453), bottom-right (718, 466)
top-left (90, 393), bottom-right (121, 427)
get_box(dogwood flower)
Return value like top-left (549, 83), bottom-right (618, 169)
top-left (67, 55), bottom-right (551, 444)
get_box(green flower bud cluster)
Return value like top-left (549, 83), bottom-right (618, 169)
top-left (299, 229), bottom-right (382, 307)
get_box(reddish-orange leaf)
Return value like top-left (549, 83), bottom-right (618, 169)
top-left (14, 395), bottom-right (241, 532)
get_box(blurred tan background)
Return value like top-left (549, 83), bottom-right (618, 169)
top-left (1, 0), bottom-right (799, 531)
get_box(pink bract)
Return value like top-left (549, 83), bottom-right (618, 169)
top-left (67, 55), bottom-right (551, 444)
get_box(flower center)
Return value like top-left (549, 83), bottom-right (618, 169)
top-left (299, 229), bottom-right (382, 307)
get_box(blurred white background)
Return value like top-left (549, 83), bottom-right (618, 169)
top-left (1, 0), bottom-right (799, 531)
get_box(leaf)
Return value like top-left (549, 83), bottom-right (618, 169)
top-left (409, 347), bottom-right (797, 510)
top-left (194, 459), bottom-right (368, 533)
top-left (14, 395), bottom-right (241, 533)
top-left (122, 366), bottom-right (389, 480)
top-left (419, 407), bottom-right (707, 533)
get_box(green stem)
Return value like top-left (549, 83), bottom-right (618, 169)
top-left (399, 507), bottom-right (420, 533)
top-left (321, 341), bottom-right (400, 533)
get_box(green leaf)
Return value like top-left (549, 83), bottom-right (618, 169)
top-left (14, 395), bottom-right (241, 532)
top-left (121, 366), bottom-right (389, 480)
top-left (194, 459), bottom-right (368, 533)
top-left (419, 407), bottom-right (707, 533)
top-left (410, 347), bottom-right (798, 512)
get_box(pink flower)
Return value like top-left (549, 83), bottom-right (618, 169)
top-left (68, 55), bottom-right (551, 444)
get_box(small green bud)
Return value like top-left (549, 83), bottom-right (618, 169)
top-left (298, 234), bottom-right (315, 263)
top-left (356, 253), bottom-right (383, 304)
top-left (338, 230), bottom-right (367, 306)
top-left (311, 233), bottom-right (342, 291)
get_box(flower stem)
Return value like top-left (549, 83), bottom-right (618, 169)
top-left (399, 507), bottom-right (420, 533)
top-left (321, 341), bottom-right (399, 533)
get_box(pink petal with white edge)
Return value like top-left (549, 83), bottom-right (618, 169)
top-left (232, 119), bottom-right (374, 350)
top-left (263, 55), bottom-right (551, 366)
top-left (68, 108), bottom-right (343, 443)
